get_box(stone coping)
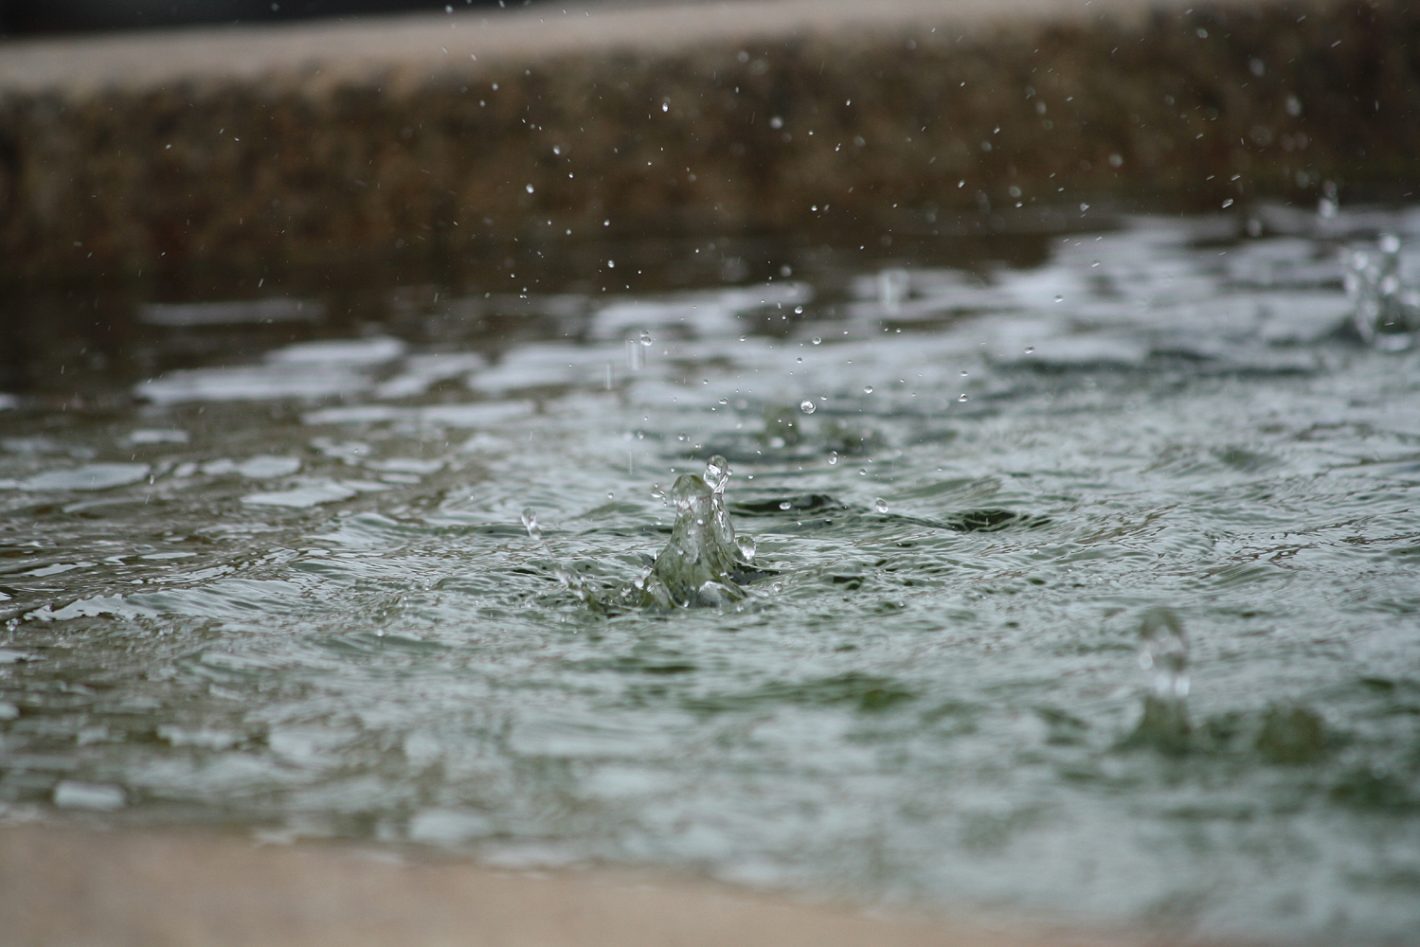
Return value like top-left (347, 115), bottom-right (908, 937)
top-left (0, 822), bottom-right (1231, 947)
top-left (0, 0), bottom-right (1416, 281)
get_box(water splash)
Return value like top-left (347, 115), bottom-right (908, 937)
top-left (520, 508), bottom-right (543, 541)
top-left (1344, 234), bottom-right (1420, 351)
top-left (1139, 606), bottom-right (1189, 700)
top-left (632, 455), bottom-right (753, 608)
top-left (1126, 607), bottom-right (1192, 753)
top-left (562, 456), bottom-right (760, 611)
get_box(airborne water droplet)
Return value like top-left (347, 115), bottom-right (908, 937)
top-left (799, 400), bottom-right (816, 414)
top-left (873, 498), bottom-right (889, 513)
top-left (735, 535), bottom-right (757, 562)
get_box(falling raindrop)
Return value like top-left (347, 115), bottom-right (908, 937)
top-left (735, 535), bottom-right (757, 562)
top-left (778, 501), bottom-right (792, 511)
top-left (827, 451), bottom-right (839, 466)
top-left (799, 400), bottom-right (816, 415)
top-left (524, 183), bottom-right (535, 194)
top-left (873, 498), bottom-right (889, 513)
top-left (877, 268), bottom-right (910, 312)
top-left (863, 385), bottom-right (874, 395)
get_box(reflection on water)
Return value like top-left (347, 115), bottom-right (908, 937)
top-left (3, 208), bottom-right (1420, 941)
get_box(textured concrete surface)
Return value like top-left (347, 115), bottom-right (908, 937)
top-left (0, 0), bottom-right (1417, 281)
top-left (0, 822), bottom-right (1195, 947)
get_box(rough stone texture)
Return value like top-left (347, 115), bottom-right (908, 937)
top-left (0, 0), bottom-right (1417, 281)
top-left (0, 823), bottom-right (1187, 947)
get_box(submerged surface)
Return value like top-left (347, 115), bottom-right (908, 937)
top-left (2, 207), bottom-right (1419, 942)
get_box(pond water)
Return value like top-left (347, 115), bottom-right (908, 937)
top-left (2, 206), bottom-right (1419, 943)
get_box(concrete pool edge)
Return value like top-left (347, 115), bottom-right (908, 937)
top-left (1, 0), bottom-right (1418, 282)
top-left (0, 821), bottom-right (1244, 947)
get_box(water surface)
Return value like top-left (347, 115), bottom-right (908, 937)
top-left (2, 207), bottom-right (1419, 943)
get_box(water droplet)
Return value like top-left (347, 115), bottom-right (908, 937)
top-left (863, 385), bottom-right (874, 395)
top-left (735, 535), bottom-right (757, 561)
top-left (873, 497), bottom-right (889, 514)
top-left (1138, 607), bottom-right (1189, 700)
top-left (778, 500), bottom-right (792, 511)
top-left (827, 451), bottom-right (839, 466)
top-left (702, 455), bottom-right (731, 493)
top-left (638, 330), bottom-right (654, 347)
top-left (520, 508), bottom-right (542, 540)
top-left (799, 400), bottom-right (816, 414)
top-left (607, 259), bottom-right (616, 269)
top-left (1221, 197), bottom-right (1235, 209)
top-left (811, 336), bottom-right (822, 345)
top-left (661, 99), bottom-right (670, 113)
top-left (957, 393), bottom-right (969, 403)
top-left (524, 183), bottom-right (535, 194)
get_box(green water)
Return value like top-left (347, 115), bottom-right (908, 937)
top-left (2, 209), bottom-right (1419, 942)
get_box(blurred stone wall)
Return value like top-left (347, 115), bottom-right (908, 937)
top-left (0, 0), bottom-right (1417, 282)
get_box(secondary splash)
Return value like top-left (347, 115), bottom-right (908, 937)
top-left (1344, 233), bottom-right (1420, 350)
top-left (1124, 607), bottom-right (1192, 754)
top-left (560, 455), bottom-right (761, 611)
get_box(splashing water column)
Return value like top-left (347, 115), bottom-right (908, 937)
top-left (1128, 607), bottom-right (1192, 753)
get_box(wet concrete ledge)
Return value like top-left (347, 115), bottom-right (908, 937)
top-left (0, 0), bottom-right (1417, 282)
top-left (0, 822), bottom-right (1223, 947)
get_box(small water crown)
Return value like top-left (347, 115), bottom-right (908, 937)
top-left (1124, 606), bottom-right (1193, 754)
top-left (542, 455), bottom-right (763, 612)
